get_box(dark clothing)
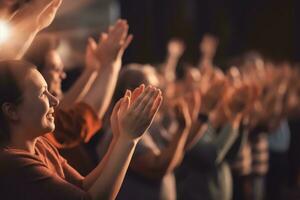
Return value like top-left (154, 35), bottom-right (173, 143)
top-left (177, 123), bottom-right (241, 200)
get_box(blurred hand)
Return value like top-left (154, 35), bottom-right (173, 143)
top-left (199, 34), bottom-right (218, 58)
top-left (223, 83), bottom-right (252, 123)
top-left (89, 19), bottom-right (133, 68)
top-left (10, 0), bottom-right (62, 31)
top-left (167, 38), bottom-right (185, 59)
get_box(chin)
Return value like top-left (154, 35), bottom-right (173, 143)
top-left (41, 123), bottom-right (55, 134)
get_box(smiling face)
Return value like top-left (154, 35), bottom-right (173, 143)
top-left (15, 67), bottom-right (59, 138)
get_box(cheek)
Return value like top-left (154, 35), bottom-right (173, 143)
top-left (21, 99), bottom-right (51, 130)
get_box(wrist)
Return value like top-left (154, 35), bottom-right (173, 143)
top-left (167, 54), bottom-right (180, 60)
top-left (99, 60), bottom-right (121, 73)
top-left (118, 134), bottom-right (139, 145)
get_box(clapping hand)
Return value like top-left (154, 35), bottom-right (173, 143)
top-left (110, 85), bottom-right (163, 141)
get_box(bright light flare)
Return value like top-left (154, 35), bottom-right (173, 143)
top-left (0, 20), bottom-right (10, 44)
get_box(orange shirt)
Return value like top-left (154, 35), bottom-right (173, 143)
top-left (46, 102), bottom-right (101, 149)
top-left (0, 136), bottom-right (92, 200)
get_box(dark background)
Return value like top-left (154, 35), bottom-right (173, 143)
top-left (119, 0), bottom-right (298, 68)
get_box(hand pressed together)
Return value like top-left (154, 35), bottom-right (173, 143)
top-left (110, 85), bottom-right (163, 141)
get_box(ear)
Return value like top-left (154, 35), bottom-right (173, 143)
top-left (2, 103), bottom-right (19, 121)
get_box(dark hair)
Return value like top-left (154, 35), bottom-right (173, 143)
top-left (0, 60), bottom-right (31, 144)
top-left (24, 34), bottom-right (60, 72)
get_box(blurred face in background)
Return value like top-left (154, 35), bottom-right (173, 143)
top-left (42, 50), bottom-right (66, 99)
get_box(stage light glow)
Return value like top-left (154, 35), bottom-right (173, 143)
top-left (0, 21), bottom-right (10, 44)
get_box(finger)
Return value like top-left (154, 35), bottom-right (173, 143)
top-left (150, 95), bottom-right (163, 119)
top-left (119, 96), bottom-right (130, 115)
top-left (139, 88), bottom-right (160, 114)
top-left (125, 89), bottom-right (132, 105)
top-left (131, 84), bottom-right (145, 104)
top-left (125, 89), bottom-right (132, 98)
top-left (88, 37), bottom-right (97, 50)
top-left (108, 25), bottom-right (114, 33)
top-left (86, 40), bottom-right (92, 56)
top-left (39, 0), bottom-right (60, 17)
top-left (99, 33), bottom-right (108, 44)
top-left (53, 0), bottom-right (62, 8)
top-left (110, 20), bottom-right (128, 42)
top-left (111, 98), bottom-right (123, 122)
top-left (121, 34), bottom-right (133, 51)
top-left (131, 85), bottom-right (152, 109)
top-left (110, 98), bottom-right (123, 133)
top-left (150, 90), bottom-right (163, 114)
top-left (120, 23), bottom-right (129, 42)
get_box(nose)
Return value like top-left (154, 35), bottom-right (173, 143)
top-left (47, 92), bottom-right (59, 108)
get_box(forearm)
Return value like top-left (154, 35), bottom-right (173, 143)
top-left (225, 129), bottom-right (249, 161)
top-left (85, 137), bottom-right (138, 200)
top-left (82, 62), bottom-right (120, 119)
top-left (155, 127), bottom-right (190, 175)
top-left (163, 55), bottom-right (179, 82)
top-left (60, 68), bottom-right (97, 109)
top-left (214, 122), bottom-right (239, 164)
top-left (185, 120), bottom-right (204, 150)
top-left (198, 56), bottom-right (213, 70)
top-left (82, 135), bottom-right (117, 190)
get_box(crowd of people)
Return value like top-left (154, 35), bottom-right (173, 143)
top-left (0, 0), bottom-right (299, 200)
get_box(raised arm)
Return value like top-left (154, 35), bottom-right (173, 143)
top-left (0, 0), bottom-right (62, 60)
top-left (162, 38), bottom-right (185, 83)
top-left (59, 38), bottom-right (100, 109)
top-left (80, 19), bottom-right (133, 119)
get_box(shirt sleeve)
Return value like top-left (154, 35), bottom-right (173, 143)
top-left (48, 102), bottom-right (102, 149)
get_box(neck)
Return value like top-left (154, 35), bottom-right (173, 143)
top-left (8, 126), bottom-right (38, 154)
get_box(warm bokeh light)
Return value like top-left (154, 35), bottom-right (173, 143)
top-left (0, 20), bottom-right (10, 44)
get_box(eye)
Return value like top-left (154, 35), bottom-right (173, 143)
top-left (40, 87), bottom-right (48, 98)
top-left (40, 91), bottom-right (46, 98)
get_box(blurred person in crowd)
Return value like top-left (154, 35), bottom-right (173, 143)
top-left (176, 68), bottom-right (253, 200)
